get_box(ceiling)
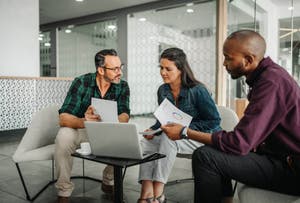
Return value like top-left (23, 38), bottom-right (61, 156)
top-left (40, 0), bottom-right (300, 35)
top-left (39, 0), bottom-right (162, 24)
top-left (40, 0), bottom-right (298, 24)
top-left (269, 0), bottom-right (293, 7)
top-left (133, 1), bottom-right (217, 31)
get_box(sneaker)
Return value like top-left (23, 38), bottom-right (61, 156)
top-left (102, 165), bottom-right (114, 194)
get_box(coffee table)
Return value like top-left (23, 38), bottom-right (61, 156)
top-left (72, 153), bottom-right (166, 203)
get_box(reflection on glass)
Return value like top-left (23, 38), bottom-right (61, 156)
top-left (40, 31), bottom-right (54, 77)
top-left (279, 17), bottom-right (300, 85)
top-left (128, 1), bottom-right (217, 114)
top-left (57, 19), bottom-right (117, 77)
top-left (227, 0), bottom-right (266, 108)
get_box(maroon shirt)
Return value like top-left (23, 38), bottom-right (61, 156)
top-left (212, 57), bottom-right (300, 155)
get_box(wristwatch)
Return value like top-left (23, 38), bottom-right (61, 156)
top-left (180, 126), bottom-right (188, 139)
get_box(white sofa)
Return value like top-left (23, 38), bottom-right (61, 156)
top-left (238, 179), bottom-right (300, 202)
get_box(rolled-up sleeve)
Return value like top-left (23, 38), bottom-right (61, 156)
top-left (117, 81), bottom-right (130, 115)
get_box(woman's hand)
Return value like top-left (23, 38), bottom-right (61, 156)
top-left (84, 105), bottom-right (101, 121)
top-left (161, 123), bottom-right (183, 140)
top-left (143, 129), bottom-right (155, 140)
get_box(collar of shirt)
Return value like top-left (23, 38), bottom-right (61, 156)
top-left (246, 57), bottom-right (273, 87)
top-left (92, 71), bottom-right (119, 99)
top-left (161, 84), bottom-right (189, 103)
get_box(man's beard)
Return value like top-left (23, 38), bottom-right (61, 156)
top-left (228, 63), bottom-right (245, 79)
top-left (103, 74), bottom-right (121, 84)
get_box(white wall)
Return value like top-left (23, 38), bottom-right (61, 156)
top-left (0, 0), bottom-right (39, 77)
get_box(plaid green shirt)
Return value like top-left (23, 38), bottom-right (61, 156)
top-left (59, 72), bottom-right (130, 118)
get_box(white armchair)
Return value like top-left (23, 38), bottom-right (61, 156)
top-left (12, 105), bottom-right (101, 201)
top-left (13, 105), bottom-right (60, 163)
top-left (217, 105), bottom-right (239, 131)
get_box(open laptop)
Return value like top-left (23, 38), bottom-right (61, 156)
top-left (84, 121), bottom-right (150, 160)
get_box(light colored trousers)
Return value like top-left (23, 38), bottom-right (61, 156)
top-left (54, 127), bottom-right (89, 197)
top-left (139, 133), bottom-right (203, 184)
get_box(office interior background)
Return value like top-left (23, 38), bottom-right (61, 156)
top-left (0, 1), bottom-right (300, 203)
top-left (1, 0), bottom-right (300, 130)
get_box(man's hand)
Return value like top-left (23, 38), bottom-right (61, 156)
top-left (84, 105), bottom-right (101, 121)
top-left (161, 123), bottom-right (183, 141)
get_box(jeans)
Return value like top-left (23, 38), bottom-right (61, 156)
top-left (192, 146), bottom-right (300, 203)
top-left (139, 133), bottom-right (202, 184)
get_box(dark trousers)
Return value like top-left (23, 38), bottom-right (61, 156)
top-left (192, 146), bottom-right (300, 203)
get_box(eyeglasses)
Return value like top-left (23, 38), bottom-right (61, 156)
top-left (102, 64), bottom-right (124, 72)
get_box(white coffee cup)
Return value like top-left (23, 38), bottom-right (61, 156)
top-left (79, 142), bottom-right (91, 155)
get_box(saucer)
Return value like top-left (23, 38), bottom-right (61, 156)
top-left (76, 148), bottom-right (91, 156)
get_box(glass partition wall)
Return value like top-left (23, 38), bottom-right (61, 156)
top-left (57, 19), bottom-right (118, 77)
top-left (279, 1), bottom-right (300, 85)
top-left (227, 0), bottom-right (267, 110)
top-left (226, 0), bottom-right (300, 111)
top-left (40, 1), bottom-right (218, 115)
top-left (39, 0), bottom-right (300, 115)
top-left (39, 31), bottom-right (53, 77)
top-left (127, 1), bottom-right (217, 114)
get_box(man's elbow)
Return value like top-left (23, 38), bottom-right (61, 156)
top-left (232, 144), bottom-right (252, 156)
top-left (118, 113), bottom-right (130, 123)
top-left (59, 113), bottom-right (68, 127)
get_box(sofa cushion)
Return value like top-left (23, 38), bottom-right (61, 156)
top-left (238, 185), bottom-right (300, 203)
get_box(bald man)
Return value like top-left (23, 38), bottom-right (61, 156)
top-left (161, 30), bottom-right (300, 203)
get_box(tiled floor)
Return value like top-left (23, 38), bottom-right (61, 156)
top-left (0, 117), bottom-right (238, 203)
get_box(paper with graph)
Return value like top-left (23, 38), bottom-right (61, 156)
top-left (154, 98), bottom-right (192, 126)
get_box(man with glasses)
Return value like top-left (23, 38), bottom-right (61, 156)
top-left (55, 49), bottom-right (130, 203)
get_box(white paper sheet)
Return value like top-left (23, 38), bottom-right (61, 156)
top-left (91, 97), bottom-right (118, 122)
top-left (153, 98), bottom-right (192, 126)
top-left (139, 128), bottom-right (162, 135)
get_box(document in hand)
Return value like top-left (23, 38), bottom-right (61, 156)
top-left (153, 98), bottom-right (192, 127)
top-left (139, 128), bottom-right (162, 135)
top-left (91, 97), bottom-right (118, 122)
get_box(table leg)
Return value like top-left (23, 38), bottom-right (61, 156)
top-left (114, 166), bottom-right (123, 203)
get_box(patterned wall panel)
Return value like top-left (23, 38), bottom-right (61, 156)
top-left (128, 17), bottom-right (162, 115)
top-left (0, 78), bottom-right (72, 131)
top-left (36, 79), bottom-right (71, 111)
top-left (127, 16), bottom-right (216, 115)
top-left (0, 79), bottom-right (36, 130)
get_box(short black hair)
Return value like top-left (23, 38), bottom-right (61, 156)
top-left (226, 30), bottom-right (266, 59)
top-left (94, 49), bottom-right (118, 69)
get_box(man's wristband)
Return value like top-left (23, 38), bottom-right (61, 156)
top-left (180, 126), bottom-right (188, 139)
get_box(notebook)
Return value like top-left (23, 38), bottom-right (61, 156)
top-left (84, 121), bottom-right (151, 160)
